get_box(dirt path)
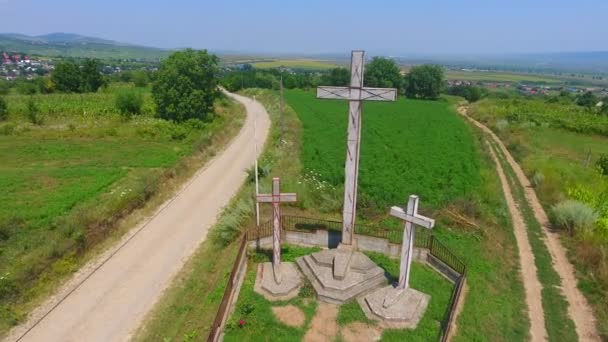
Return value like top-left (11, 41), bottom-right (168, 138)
top-left (458, 106), bottom-right (600, 341)
top-left (303, 303), bottom-right (339, 342)
top-left (486, 142), bottom-right (548, 341)
top-left (5, 91), bottom-right (271, 342)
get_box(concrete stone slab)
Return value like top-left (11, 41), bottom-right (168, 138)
top-left (296, 249), bottom-right (387, 304)
top-left (254, 262), bottom-right (302, 301)
top-left (358, 285), bottom-right (430, 329)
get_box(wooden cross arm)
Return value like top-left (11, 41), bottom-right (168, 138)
top-left (256, 193), bottom-right (297, 203)
top-left (390, 206), bottom-right (435, 229)
top-left (317, 86), bottom-right (397, 101)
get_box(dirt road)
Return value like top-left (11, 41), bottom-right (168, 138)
top-left (486, 143), bottom-right (547, 341)
top-left (458, 106), bottom-right (599, 341)
top-left (7, 91), bottom-right (271, 342)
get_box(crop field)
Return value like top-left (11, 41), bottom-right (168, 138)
top-left (284, 89), bottom-right (480, 211)
top-left (0, 86), bottom-right (244, 333)
top-left (470, 98), bottom-right (608, 137)
top-left (445, 70), bottom-right (563, 84)
top-left (251, 59), bottom-right (338, 70)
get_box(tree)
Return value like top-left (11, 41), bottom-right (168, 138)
top-left (364, 57), bottom-right (402, 90)
top-left (404, 64), bottom-right (445, 100)
top-left (448, 85), bottom-right (483, 102)
top-left (322, 67), bottom-right (350, 86)
top-left (601, 97), bottom-right (608, 115)
top-left (0, 96), bottom-right (8, 121)
top-left (152, 49), bottom-right (220, 122)
top-left (80, 59), bottom-right (104, 92)
top-left (52, 61), bottom-right (82, 93)
top-left (575, 91), bottom-right (598, 109)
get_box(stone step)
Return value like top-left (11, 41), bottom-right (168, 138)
top-left (296, 255), bottom-right (387, 304)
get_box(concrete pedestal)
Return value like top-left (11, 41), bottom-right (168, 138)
top-left (358, 285), bottom-right (430, 329)
top-left (296, 248), bottom-right (386, 304)
top-left (254, 262), bottom-right (302, 301)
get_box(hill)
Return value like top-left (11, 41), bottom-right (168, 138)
top-left (0, 32), bottom-right (170, 60)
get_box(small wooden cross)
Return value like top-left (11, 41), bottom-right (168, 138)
top-left (390, 195), bottom-right (435, 290)
top-left (256, 177), bottom-right (297, 283)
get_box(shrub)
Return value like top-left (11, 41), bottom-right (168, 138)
top-left (0, 97), bottom-right (7, 121)
top-left (531, 171), bottom-right (544, 188)
top-left (597, 154), bottom-right (608, 176)
top-left (115, 91), bottom-right (143, 117)
top-left (551, 200), bottom-right (598, 233)
top-left (26, 98), bottom-right (42, 125)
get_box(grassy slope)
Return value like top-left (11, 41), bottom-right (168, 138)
top-left (0, 86), bottom-right (245, 334)
top-left (469, 99), bottom-right (608, 339)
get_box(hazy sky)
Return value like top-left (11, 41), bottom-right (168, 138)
top-left (0, 0), bottom-right (605, 55)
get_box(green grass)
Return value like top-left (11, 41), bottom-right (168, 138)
top-left (251, 59), bottom-right (338, 70)
top-left (224, 245), bottom-right (320, 342)
top-left (469, 98), bottom-right (608, 339)
top-left (0, 87), bottom-right (245, 335)
top-left (489, 140), bottom-right (577, 341)
top-left (225, 246), bottom-right (452, 342)
top-left (285, 89), bottom-right (481, 211)
top-left (366, 252), bottom-right (453, 341)
top-left (470, 98), bottom-right (608, 137)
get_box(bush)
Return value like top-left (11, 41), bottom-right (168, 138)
top-left (115, 91), bottom-right (143, 117)
top-left (551, 200), bottom-right (598, 233)
top-left (597, 154), bottom-right (608, 176)
top-left (0, 97), bottom-right (7, 121)
top-left (26, 98), bottom-right (42, 125)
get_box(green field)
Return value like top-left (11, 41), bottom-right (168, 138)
top-left (285, 89), bottom-right (480, 211)
top-left (0, 86), bottom-right (244, 334)
top-left (251, 59), bottom-right (338, 70)
top-left (446, 70), bottom-right (563, 84)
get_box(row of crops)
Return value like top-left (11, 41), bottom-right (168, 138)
top-left (285, 89), bottom-right (481, 210)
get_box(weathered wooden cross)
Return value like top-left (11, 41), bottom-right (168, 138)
top-left (256, 177), bottom-right (297, 283)
top-left (317, 50), bottom-right (397, 245)
top-left (390, 195), bottom-right (435, 289)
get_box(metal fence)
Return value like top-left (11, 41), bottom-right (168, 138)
top-left (212, 215), bottom-right (467, 342)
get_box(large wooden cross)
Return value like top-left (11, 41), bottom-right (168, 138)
top-left (256, 177), bottom-right (297, 283)
top-left (317, 50), bottom-right (397, 246)
top-left (390, 195), bottom-right (435, 289)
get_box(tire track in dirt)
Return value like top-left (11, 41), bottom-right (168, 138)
top-left (486, 141), bottom-right (548, 341)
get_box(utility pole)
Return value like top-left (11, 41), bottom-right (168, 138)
top-left (253, 95), bottom-right (260, 226)
top-left (280, 75), bottom-right (284, 144)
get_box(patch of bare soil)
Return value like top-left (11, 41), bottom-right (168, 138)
top-left (272, 305), bottom-right (305, 328)
top-left (303, 302), bottom-right (339, 342)
top-left (340, 322), bottom-right (382, 342)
